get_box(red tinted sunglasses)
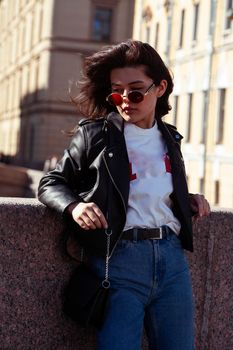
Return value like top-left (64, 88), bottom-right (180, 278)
top-left (106, 82), bottom-right (155, 106)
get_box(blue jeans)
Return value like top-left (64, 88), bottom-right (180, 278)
top-left (89, 232), bottom-right (194, 350)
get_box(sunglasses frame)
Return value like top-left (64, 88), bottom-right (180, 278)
top-left (106, 82), bottom-right (155, 106)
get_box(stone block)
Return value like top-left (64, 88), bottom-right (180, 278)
top-left (0, 198), bottom-right (232, 349)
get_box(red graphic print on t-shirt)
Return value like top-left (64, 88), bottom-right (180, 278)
top-left (163, 153), bottom-right (171, 173)
top-left (129, 162), bottom-right (137, 181)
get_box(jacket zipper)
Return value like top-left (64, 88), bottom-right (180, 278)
top-left (103, 153), bottom-right (127, 258)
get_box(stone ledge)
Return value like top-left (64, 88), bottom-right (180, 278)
top-left (0, 165), bottom-right (43, 197)
top-left (0, 198), bottom-right (232, 349)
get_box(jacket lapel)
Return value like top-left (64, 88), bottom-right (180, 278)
top-left (157, 118), bottom-right (191, 217)
top-left (104, 113), bottom-right (130, 210)
top-left (157, 118), bottom-right (184, 173)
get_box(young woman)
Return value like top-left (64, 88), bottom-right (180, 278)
top-left (38, 40), bottom-right (210, 350)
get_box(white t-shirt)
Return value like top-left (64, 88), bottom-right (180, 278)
top-left (123, 122), bottom-right (181, 235)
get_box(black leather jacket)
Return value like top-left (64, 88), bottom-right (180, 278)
top-left (38, 112), bottom-right (193, 257)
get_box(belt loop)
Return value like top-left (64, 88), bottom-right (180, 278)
top-left (133, 228), bottom-right (138, 242)
top-left (164, 225), bottom-right (171, 240)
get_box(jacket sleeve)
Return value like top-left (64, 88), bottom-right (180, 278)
top-left (38, 127), bottom-right (87, 214)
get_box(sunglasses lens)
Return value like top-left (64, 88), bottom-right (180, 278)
top-left (128, 91), bottom-right (144, 103)
top-left (107, 93), bottom-right (123, 106)
top-left (107, 91), bottom-right (144, 105)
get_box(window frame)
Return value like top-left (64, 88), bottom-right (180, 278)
top-left (186, 93), bottom-right (193, 143)
top-left (224, 0), bottom-right (233, 31)
top-left (91, 3), bottom-right (114, 42)
top-left (192, 2), bottom-right (199, 42)
top-left (178, 9), bottom-right (185, 48)
top-left (216, 88), bottom-right (226, 145)
top-left (200, 91), bottom-right (208, 144)
top-left (155, 22), bottom-right (160, 50)
top-left (173, 95), bottom-right (179, 126)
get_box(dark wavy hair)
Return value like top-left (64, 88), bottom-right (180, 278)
top-left (74, 40), bottom-right (173, 119)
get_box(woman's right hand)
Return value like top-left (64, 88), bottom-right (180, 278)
top-left (67, 202), bottom-right (108, 230)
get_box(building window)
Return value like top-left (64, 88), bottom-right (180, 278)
top-left (186, 93), bottom-right (193, 142)
top-left (209, 0), bottom-right (216, 35)
top-left (225, 0), bottom-right (233, 30)
top-left (193, 3), bottom-right (199, 41)
top-left (155, 22), bottom-right (159, 49)
top-left (166, 12), bottom-right (172, 58)
top-left (92, 6), bottom-right (112, 42)
top-left (216, 88), bottom-right (226, 144)
top-left (146, 26), bottom-right (151, 43)
top-left (200, 91), bottom-right (208, 144)
top-left (173, 95), bottom-right (179, 126)
top-left (214, 180), bottom-right (220, 205)
top-left (179, 9), bottom-right (185, 48)
top-left (200, 178), bottom-right (204, 194)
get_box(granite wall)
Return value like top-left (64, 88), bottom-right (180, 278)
top-left (0, 198), bottom-right (232, 350)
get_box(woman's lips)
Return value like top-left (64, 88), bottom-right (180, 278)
top-left (122, 106), bottom-right (135, 113)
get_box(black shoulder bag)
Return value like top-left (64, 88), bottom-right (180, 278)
top-left (63, 231), bottom-right (111, 329)
top-left (63, 121), bottom-right (113, 329)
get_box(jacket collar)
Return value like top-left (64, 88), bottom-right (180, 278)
top-left (106, 112), bottom-right (183, 146)
top-left (157, 117), bottom-right (183, 145)
top-left (106, 112), bottom-right (124, 132)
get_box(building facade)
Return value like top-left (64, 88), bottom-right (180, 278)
top-left (0, 0), bottom-right (135, 169)
top-left (133, 0), bottom-right (233, 208)
top-left (1, 0), bottom-right (233, 208)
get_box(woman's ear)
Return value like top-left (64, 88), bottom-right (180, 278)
top-left (156, 80), bottom-right (168, 97)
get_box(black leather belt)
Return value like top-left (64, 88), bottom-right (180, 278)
top-left (122, 226), bottom-right (172, 241)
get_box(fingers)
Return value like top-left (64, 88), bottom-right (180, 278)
top-left (92, 205), bottom-right (108, 229)
top-left (190, 194), bottom-right (211, 219)
top-left (71, 202), bottom-right (108, 230)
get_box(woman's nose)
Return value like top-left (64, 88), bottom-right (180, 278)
top-left (122, 89), bottom-right (129, 101)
